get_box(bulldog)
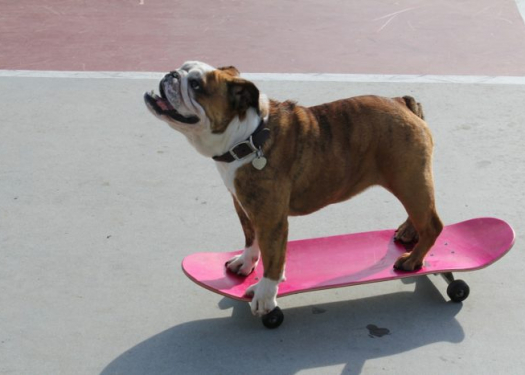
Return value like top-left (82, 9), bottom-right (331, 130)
top-left (144, 61), bottom-right (443, 317)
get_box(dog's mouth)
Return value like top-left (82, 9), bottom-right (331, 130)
top-left (144, 82), bottom-right (200, 125)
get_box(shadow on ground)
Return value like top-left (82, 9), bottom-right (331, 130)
top-left (101, 277), bottom-right (464, 375)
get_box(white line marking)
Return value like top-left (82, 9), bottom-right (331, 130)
top-left (516, 0), bottom-right (525, 23)
top-left (1, 70), bottom-right (525, 85)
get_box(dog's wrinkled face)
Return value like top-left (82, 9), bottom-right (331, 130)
top-left (144, 61), bottom-right (260, 135)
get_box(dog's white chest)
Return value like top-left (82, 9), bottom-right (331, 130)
top-left (215, 159), bottom-right (251, 197)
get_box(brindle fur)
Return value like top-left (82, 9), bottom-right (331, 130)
top-left (233, 95), bottom-right (443, 280)
top-left (146, 63), bottom-right (443, 285)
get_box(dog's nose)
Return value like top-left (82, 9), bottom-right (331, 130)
top-left (161, 71), bottom-right (178, 93)
top-left (167, 71), bottom-right (180, 80)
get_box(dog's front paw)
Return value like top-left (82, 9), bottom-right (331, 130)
top-left (225, 246), bottom-right (259, 276)
top-left (245, 278), bottom-right (279, 316)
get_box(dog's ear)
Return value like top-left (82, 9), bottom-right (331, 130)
top-left (227, 78), bottom-right (260, 115)
top-left (218, 66), bottom-right (240, 77)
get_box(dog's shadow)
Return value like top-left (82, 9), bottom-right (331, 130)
top-left (101, 276), bottom-right (464, 375)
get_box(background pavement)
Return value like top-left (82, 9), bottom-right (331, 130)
top-left (3, 0), bottom-right (525, 75)
top-left (1, 1), bottom-right (525, 374)
top-left (1, 76), bottom-right (524, 375)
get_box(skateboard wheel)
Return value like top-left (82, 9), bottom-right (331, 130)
top-left (447, 279), bottom-right (470, 302)
top-left (262, 307), bottom-right (284, 329)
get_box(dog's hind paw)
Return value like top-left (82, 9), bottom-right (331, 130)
top-left (394, 252), bottom-right (423, 271)
top-left (394, 220), bottom-right (419, 244)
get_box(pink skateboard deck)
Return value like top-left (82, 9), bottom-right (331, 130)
top-left (182, 217), bottom-right (515, 302)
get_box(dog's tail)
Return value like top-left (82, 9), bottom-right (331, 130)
top-left (402, 96), bottom-right (425, 120)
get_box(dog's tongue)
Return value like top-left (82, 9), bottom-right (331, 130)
top-left (145, 91), bottom-right (170, 113)
top-left (144, 91), bottom-right (200, 124)
top-left (156, 96), bottom-right (174, 111)
top-left (146, 90), bottom-right (174, 110)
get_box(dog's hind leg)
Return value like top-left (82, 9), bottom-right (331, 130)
top-left (393, 209), bottom-right (442, 271)
top-left (389, 175), bottom-right (443, 271)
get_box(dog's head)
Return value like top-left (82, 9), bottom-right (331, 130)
top-left (145, 62), bottom-right (267, 155)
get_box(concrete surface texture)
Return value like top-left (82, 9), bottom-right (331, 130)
top-left (1, 0), bottom-right (525, 374)
top-left (1, 76), bottom-right (524, 375)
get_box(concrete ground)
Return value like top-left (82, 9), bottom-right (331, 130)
top-left (1, 75), bottom-right (524, 374)
top-left (1, 1), bottom-right (525, 374)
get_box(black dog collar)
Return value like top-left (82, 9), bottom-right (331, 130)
top-left (213, 120), bottom-right (270, 163)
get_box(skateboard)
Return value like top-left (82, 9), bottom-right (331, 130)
top-left (182, 217), bottom-right (515, 328)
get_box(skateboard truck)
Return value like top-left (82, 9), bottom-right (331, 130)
top-left (262, 273), bottom-right (471, 329)
top-left (260, 273), bottom-right (471, 329)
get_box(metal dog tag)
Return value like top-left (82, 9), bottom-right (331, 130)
top-left (252, 156), bottom-right (267, 170)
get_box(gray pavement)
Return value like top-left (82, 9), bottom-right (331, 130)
top-left (1, 75), bottom-right (524, 374)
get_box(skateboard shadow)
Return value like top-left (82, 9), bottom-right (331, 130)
top-left (101, 276), bottom-right (464, 375)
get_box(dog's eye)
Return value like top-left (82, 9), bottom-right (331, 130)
top-left (189, 79), bottom-right (201, 91)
